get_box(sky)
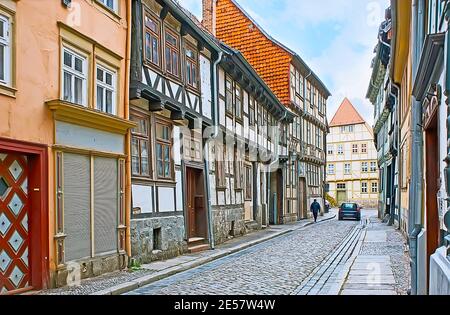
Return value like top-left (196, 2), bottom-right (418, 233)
top-left (178, 0), bottom-right (390, 125)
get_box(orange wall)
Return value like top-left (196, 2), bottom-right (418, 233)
top-left (214, 0), bottom-right (292, 106)
top-left (0, 0), bottom-right (128, 274)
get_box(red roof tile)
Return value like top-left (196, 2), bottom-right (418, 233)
top-left (329, 98), bottom-right (366, 127)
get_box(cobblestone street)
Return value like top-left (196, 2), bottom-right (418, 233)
top-left (127, 218), bottom-right (360, 295)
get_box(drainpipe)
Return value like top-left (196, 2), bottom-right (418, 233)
top-left (409, 0), bottom-right (425, 295)
top-left (125, 0), bottom-right (132, 260)
top-left (388, 85), bottom-right (399, 227)
top-left (391, 82), bottom-right (402, 231)
top-left (204, 51), bottom-right (223, 250)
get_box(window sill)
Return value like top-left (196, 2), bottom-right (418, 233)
top-left (93, 1), bottom-right (122, 24)
top-left (0, 84), bottom-right (17, 98)
top-left (46, 99), bottom-right (136, 135)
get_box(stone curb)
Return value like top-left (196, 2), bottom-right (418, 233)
top-left (92, 214), bottom-right (336, 295)
top-left (327, 226), bottom-right (366, 295)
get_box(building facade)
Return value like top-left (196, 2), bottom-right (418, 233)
top-left (369, 0), bottom-right (450, 295)
top-left (202, 0), bottom-right (330, 223)
top-left (326, 99), bottom-right (378, 208)
top-left (367, 9), bottom-right (397, 222)
top-left (0, 0), bottom-right (134, 293)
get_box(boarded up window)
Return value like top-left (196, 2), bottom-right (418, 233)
top-left (64, 153), bottom-right (91, 262)
top-left (94, 157), bottom-right (118, 255)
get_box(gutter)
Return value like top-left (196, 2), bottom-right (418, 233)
top-left (204, 51), bottom-right (224, 250)
top-left (409, 0), bottom-right (425, 295)
top-left (125, 0), bottom-right (132, 259)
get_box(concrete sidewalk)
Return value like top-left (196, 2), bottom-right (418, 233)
top-left (336, 217), bottom-right (410, 295)
top-left (38, 211), bottom-right (336, 295)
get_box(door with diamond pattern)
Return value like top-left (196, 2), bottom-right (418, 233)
top-left (0, 153), bottom-right (30, 294)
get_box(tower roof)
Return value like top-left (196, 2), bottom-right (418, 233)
top-left (329, 98), bottom-right (366, 127)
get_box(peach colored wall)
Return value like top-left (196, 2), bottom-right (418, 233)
top-left (0, 0), bottom-right (128, 275)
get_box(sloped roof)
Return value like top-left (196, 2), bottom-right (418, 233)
top-left (329, 98), bottom-right (366, 127)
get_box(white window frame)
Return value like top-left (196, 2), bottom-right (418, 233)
top-left (344, 163), bottom-right (351, 175)
top-left (327, 144), bottom-right (334, 155)
top-left (362, 182), bottom-right (368, 194)
top-left (371, 182), bottom-right (378, 193)
top-left (0, 14), bottom-right (10, 86)
top-left (97, 0), bottom-right (118, 13)
top-left (327, 164), bottom-right (335, 175)
top-left (96, 63), bottom-right (117, 115)
top-left (62, 47), bottom-right (88, 106)
top-left (337, 145), bottom-right (344, 155)
top-left (361, 162), bottom-right (368, 173)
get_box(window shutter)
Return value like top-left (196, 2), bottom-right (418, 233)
top-left (94, 157), bottom-right (118, 255)
top-left (64, 153), bottom-right (91, 262)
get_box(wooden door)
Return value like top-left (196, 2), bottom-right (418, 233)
top-left (0, 153), bottom-right (30, 293)
top-left (186, 168), bottom-right (196, 238)
top-left (298, 178), bottom-right (307, 219)
top-left (337, 190), bottom-right (347, 206)
top-left (186, 167), bottom-right (206, 240)
top-left (424, 112), bottom-right (440, 291)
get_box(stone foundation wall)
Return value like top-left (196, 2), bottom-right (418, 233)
top-left (212, 205), bottom-right (246, 245)
top-left (130, 216), bottom-right (188, 264)
top-left (52, 254), bottom-right (128, 288)
top-left (282, 213), bottom-right (298, 224)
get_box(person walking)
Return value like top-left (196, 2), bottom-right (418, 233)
top-left (310, 199), bottom-right (321, 223)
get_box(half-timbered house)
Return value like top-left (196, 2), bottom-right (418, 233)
top-left (202, 0), bottom-right (331, 224)
top-left (208, 43), bottom-right (294, 245)
top-left (128, 0), bottom-right (227, 261)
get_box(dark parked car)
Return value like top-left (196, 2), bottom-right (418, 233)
top-left (338, 202), bottom-right (362, 221)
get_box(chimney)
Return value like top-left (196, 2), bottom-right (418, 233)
top-left (202, 0), bottom-right (216, 35)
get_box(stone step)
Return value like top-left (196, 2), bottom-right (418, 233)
top-left (188, 244), bottom-right (210, 254)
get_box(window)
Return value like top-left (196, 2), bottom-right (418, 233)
top-left (96, 65), bottom-right (116, 114)
top-left (361, 162), bottom-right (368, 173)
top-left (352, 144), bottom-right (358, 154)
top-left (144, 12), bottom-right (160, 67)
top-left (306, 81), bottom-right (311, 101)
top-left (216, 144), bottom-right (226, 189)
top-left (371, 182), bottom-right (378, 193)
top-left (337, 183), bottom-right (346, 190)
top-left (316, 128), bottom-right (321, 148)
top-left (327, 164), bottom-right (335, 175)
top-left (156, 121), bottom-right (173, 179)
top-left (0, 14), bottom-right (10, 85)
top-left (344, 163), bottom-right (351, 175)
top-left (361, 182), bottom-right (368, 194)
top-left (185, 46), bottom-right (198, 89)
top-left (370, 162), bottom-right (377, 173)
top-left (348, 125), bottom-right (354, 132)
top-left (131, 114), bottom-right (150, 177)
top-left (97, 0), bottom-right (117, 12)
top-left (235, 84), bottom-right (242, 120)
top-left (62, 48), bottom-right (87, 106)
top-left (164, 29), bottom-right (179, 77)
top-left (249, 97), bottom-right (255, 127)
top-left (234, 148), bottom-right (244, 190)
top-left (245, 165), bottom-right (252, 200)
top-left (225, 76), bottom-right (233, 115)
top-left (337, 144), bottom-right (344, 155)
top-left (327, 144), bottom-right (334, 155)
top-left (361, 143), bottom-right (368, 154)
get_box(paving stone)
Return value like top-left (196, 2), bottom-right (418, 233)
top-left (341, 289), bottom-right (396, 295)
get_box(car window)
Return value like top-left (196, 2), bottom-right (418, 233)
top-left (342, 203), bottom-right (357, 210)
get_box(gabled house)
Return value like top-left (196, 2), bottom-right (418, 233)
top-left (202, 0), bottom-right (331, 223)
top-left (327, 98), bottom-right (379, 208)
top-left (128, 0), bottom-right (224, 261)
